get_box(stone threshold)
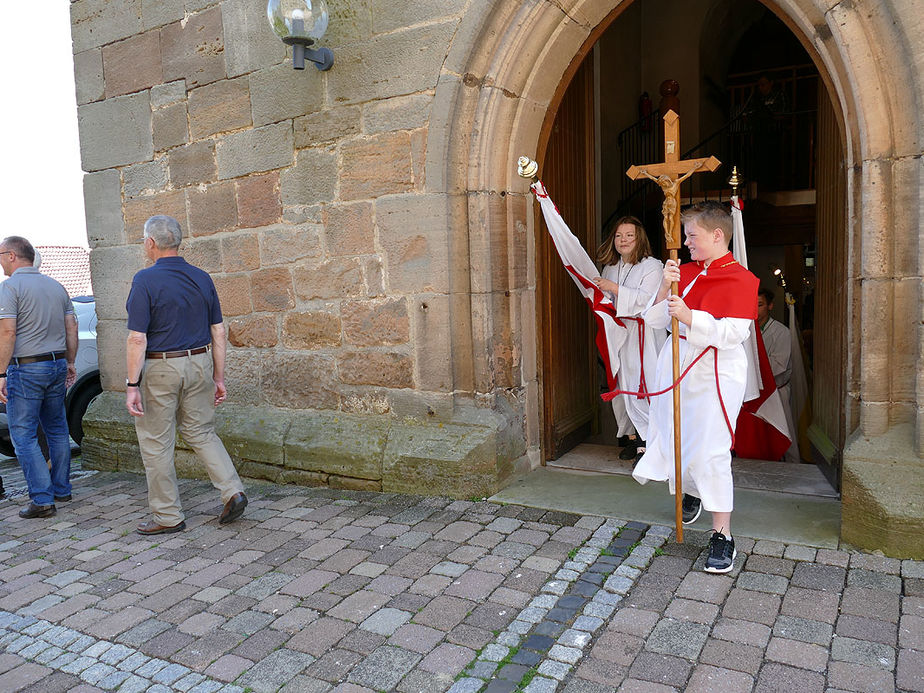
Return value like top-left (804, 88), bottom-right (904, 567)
top-left (549, 443), bottom-right (839, 498)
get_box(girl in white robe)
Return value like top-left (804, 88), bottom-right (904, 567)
top-left (593, 217), bottom-right (667, 460)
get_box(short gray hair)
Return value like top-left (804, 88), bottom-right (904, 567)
top-left (143, 215), bottom-right (183, 249)
top-left (1, 236), bottom-right (36, 263)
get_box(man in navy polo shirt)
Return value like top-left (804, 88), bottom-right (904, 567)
top-left (0, 236), bottom-right (77, 518)
top-left (126, 215), bottom-right (246, 535)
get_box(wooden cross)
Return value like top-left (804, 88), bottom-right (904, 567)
top-left (625, 109), bottom-right (720, 542)
top-left (626, 110), bottom-right (721, 249)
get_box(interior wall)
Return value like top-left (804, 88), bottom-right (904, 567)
top-left (639, 0), bottom-right (712, 155)
top-left (597, 2), bottom-right (642, 231)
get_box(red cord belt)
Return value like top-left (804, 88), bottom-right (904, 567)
top-left (602, 337), bottom-right (736, 448)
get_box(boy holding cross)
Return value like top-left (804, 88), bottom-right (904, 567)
top-left (632, 201), bottom-right (759, 573)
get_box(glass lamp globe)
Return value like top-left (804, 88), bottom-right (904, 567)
top-left (267, 0), bottom-right (330, 43)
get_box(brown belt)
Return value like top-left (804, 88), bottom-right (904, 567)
top-left (12, 351), bottom-right (67, 365)
top-left (146, 345), bottom-right (211, 360)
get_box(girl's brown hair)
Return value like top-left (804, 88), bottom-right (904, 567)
top-left (596, 216), bottom-right (653, 266)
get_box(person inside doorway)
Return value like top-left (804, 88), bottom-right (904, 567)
top-left (633, 202), bottom-right (758, 573)
top-left (757, 287), bottom-right (798, 462)
top-left (592, 217), bottom-right (666, 463)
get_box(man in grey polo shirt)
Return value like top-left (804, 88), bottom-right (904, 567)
top-left (0, 236), bottom-right (78, 518)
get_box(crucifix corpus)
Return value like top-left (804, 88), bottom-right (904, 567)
top-left (626, 109), bottom-right (720, 542)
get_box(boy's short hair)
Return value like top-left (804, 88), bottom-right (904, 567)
top-left (681, 201), bottom-right (733, 244)
top-left (758, 287), bottom-right (775, 304)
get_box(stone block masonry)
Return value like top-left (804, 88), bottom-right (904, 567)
top-left (71, 0), bottom-right (532, 497)
top-left (83, 392), bottom-right (526, 498)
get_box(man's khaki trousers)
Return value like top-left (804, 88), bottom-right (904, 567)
top-left (134, 350), bottom-right (243, 525)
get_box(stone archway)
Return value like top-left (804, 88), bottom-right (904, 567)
top-left (430, 0), bottom-right (923, 555)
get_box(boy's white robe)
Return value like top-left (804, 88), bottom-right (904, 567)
top-left (600, 256), bottom-right (666, 439)
top-left (632, 279), bottom-right (752, 512)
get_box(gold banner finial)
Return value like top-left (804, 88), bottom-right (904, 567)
top-left (728, 166), bottom-right (741, 197)
top-left (517, 156), bottom-right (539, 180)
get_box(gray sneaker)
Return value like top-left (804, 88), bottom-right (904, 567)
top-left (704, 531), bottom-right (736, 574)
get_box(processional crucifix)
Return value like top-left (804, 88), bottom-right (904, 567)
top-left (626, 109), bottom-right (720, 542)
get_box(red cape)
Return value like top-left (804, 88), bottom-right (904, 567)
top-left (680, 252), bottom-right (759, 319)
top-left (735, 325), bottom-right (792, 460)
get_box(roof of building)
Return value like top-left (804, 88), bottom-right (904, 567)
top-left (35, 246), bottom-right (92, 297)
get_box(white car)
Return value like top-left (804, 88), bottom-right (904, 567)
top-left (0, 296), bottom-right (102, 457)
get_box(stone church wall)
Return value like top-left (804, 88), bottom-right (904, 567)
top-left (73, 0), bottom-right (526, 498)
top-left (72, 0), bottom-right (924, 554)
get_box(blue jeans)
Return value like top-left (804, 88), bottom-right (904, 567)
top-left (6, 359), bottom-right (71, 505)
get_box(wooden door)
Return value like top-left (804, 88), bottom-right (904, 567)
top-left (540, 57), bottom-right (597, 460)
top-left (808, 81), bottom-right (847, 488)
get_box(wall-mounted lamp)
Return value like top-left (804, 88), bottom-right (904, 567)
top-left (267, 0), bottom-right (334, 71)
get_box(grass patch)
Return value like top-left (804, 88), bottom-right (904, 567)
top-left (517, 666), bottom-right (540, 690)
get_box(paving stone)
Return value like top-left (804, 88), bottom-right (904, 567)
top-left (549, 644), bottom-right (583, 664)
top-left (752, 540), bottom-right (785, 558)
top-left (897, 648), bottom-right (924, 692)
top-left (483, 679), bottom-right (518, 693)
top-left (153, 662), bottom-right (192, 685)
top-left (830, 636), bottom-right (896, 669)
top-left (848, 568), bottom-right (902, 592)
top-left (754, 661), bottom-right (824, 693)
top-left (827, 660), bottom-right (896, 693)
top-left (675, 572), bottom-right (734, 604)
top-left (305, 648), bottom-right (361, 683)
top-left (608, 607), bottom-right (660, 637)
top-left (711, 618), bottom-right (772, 648)
top-left (772, 615), bottom-right (833, 645)
top-left (647, 617), bottom-right (710, 659)
top-left (3, 662), bottom-right (54, 690)
top-left (359, 607), bottom-right (411, 635)
top-left (97, 669), bottom-right (133, 690)
top-left (561, 676), bottom-right (613, 693)
top-left (765, 636), bottom-right (829, 671)
top-left (815, 549), bottom-right (851, 568)
top-left (790, 563), bottom-right (846, 592)
top-left (449, 678), bottom-right (487, 693)
top-left (203, 654), bottom-right (253, 682)
top-left (628, 651), bottom-right (693, 687)
top-left (737, 571), bottom-right (790, 595)
top-left (840, 586), bottom-right (900, 623)
top-left (699, 637), bottom-right (763, 676)
top-left (418, 643), bottom-right (475, 676)
top-left (81, 661), bottom-right (118, 685)
top-left (523, 662), bottom-right (570, 693)
top-left (780, 586), bottom-right (840, 623)
top-left (346, 645), bottom-right (421, 690)
top-left (722, 589), bottom-right (781, 626)
top-left (413, 596), bottom-right (473, 631)
top-left (664, 597), bottom-right (719, 624)
top-left (237, 648), bottom-right (315, 693)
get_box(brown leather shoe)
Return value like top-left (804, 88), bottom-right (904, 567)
top-left (137, 519), bottom-right (186, 535)
top-left (219, 492), bottom-right (247, 524)
top-left (19, 502), bottom-right (56, 519)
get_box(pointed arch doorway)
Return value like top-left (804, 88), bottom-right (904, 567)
top-left (536, 0), bottom-right (847, 495)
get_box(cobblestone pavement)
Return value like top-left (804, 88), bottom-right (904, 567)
top-left (1, 470), bottom-right (923, 692)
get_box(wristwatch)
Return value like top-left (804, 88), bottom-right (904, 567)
top-left (126, 378), bottom-right (141, 387)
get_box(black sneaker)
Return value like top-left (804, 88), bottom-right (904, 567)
top-left (704, 531), bottom-right (736, 574)
top-left (619, 438), bottom-right (639, 460)
top-left (681, 494), bottom-right (702, 524)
